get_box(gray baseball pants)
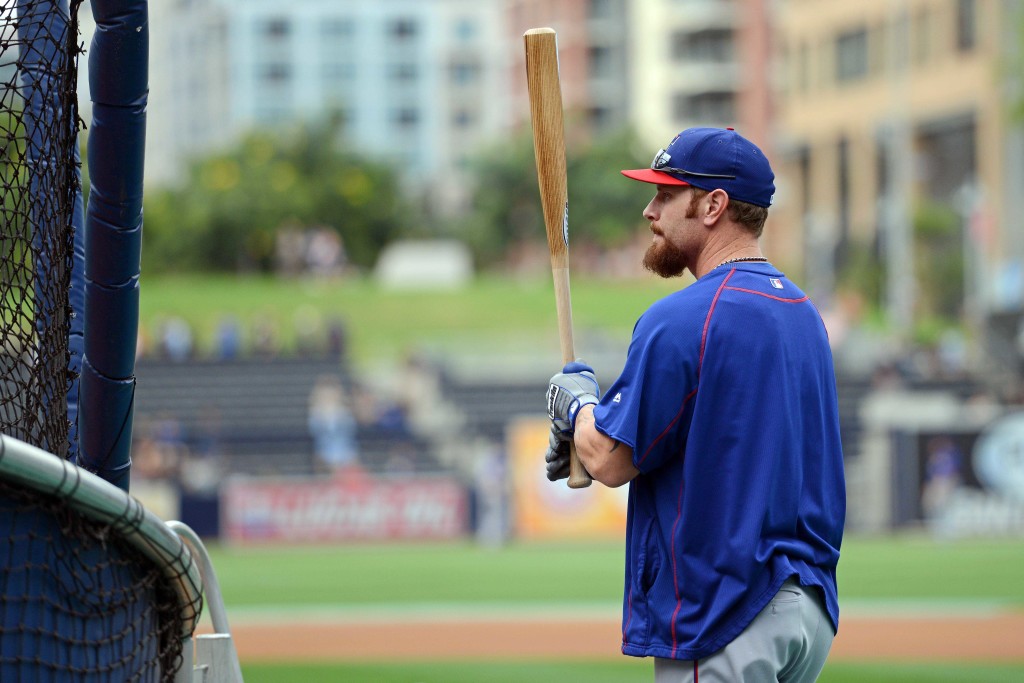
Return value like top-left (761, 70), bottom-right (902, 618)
top-left (653, 579), bottom-right (834, 682)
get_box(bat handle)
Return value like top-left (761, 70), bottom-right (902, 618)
top-left (567, 443), bottom-right (591, 489)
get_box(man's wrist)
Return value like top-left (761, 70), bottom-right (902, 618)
top-left (569, 397), bottom-right (599, 430)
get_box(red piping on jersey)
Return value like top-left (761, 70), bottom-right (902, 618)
top-left (669, 469), bottom-right (686, 656)
top-left (667, 270), bottom-right (734, 656)
top-left (636, 388), bottom-right (697, 468)
top-left (695, 660), bottom-right (700, 681)
top-left (699, 270), bottom-right (735, 371)
top-left (723, 285), bottom-right (809, 304)
top-left (622, 585), bottom-right (634, 647)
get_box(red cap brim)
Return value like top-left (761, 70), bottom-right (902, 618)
top-left (620, 169), bottom-right (691, 186)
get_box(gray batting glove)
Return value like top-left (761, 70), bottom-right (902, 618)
top-left (545, 422), bottom-right (573, 481)
top-left (546, 359), bottom-right (600, 435)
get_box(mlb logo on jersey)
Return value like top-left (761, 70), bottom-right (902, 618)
top-left (769, 278), bottom-right (783, 289)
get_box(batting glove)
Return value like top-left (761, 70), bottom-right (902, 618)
top-left (544, 422), bottom-right (574, 481)
top-left (546, 360), bottom-right (600, 435)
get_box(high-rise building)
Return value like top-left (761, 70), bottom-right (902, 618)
top-left (506, 0), bottom-right (630, 136)
top-left (624, 0), bottom-right (772, 150)
top-left (144, 0), bottom-right (508, 214)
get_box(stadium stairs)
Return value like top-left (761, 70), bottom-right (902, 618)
top-left (134, 356), bottom-right (434, 477)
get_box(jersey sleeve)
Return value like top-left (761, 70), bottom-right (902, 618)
top-left (593, 296), bottom-right (703, 474)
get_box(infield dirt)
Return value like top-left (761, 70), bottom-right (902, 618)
top-left (218, 609), bottom-right (1024, 663)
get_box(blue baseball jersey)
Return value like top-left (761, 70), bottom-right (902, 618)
top-left (593, 262), bottom-right (845, 661)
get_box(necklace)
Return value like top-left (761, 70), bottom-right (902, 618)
top-left (714, 256), bottom-right (768, 270)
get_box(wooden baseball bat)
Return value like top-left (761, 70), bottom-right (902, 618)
top-left (524, 27), bottom-right (591, 489)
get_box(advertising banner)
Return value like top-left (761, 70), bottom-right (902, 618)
top-left (222, 475), bottom-right (468, 543)
top-left (509, 417), bottom-right (627, 539)
top-left (895, 410), bottom-right (1024, 536)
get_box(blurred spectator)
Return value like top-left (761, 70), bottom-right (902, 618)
top-left (136, 324), bottom-right (149, 360)
top-left (215, 315), bottom-right (242, 360)
top-left (305, 226), bottom-right (345, 279)
top-left (393, 349), bottom-right (462, 441)
top-left (308, 374), bottom-right (361, 477)
top-left (326, 317), bottom-right (349, 360)
top-left (921, 436), bottom-right (963, 522)
top-left (252, 314), bottom-right (279, 357)
top-left (160, 317), bottom-right (193, 361)
top-left (294, 305), bottom-right (325, 357)
top-left (275, 224), bottom-right (307, 277)
top-left (133, 413), bottom-right (187, 482)
top-left (473, 438), bottom-right (508, 548)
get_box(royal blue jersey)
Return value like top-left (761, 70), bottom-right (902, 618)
top-left (593, 262), bottom-right (846, 661)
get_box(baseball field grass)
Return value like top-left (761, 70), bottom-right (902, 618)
top-left (200, 535), bottom-right (1024, 682)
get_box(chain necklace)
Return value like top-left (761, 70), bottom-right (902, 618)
top-left (714, 256), bottom-right (768, 270)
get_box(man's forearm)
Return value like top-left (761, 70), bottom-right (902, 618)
top-left (573, 405), bottom-right (639, 487)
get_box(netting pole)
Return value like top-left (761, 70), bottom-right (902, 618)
top-left (76, 0), bottom-right (148, 491)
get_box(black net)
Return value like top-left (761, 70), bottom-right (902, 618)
top-left (0, 478), bottom-right (189, 682)
top-left (0, 0), bottom-right (84, 459)
top-left (0, 3), bottom-right (197, 681)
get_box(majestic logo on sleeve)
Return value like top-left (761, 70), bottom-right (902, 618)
top-left (769, 278), bottom-right (783, 289)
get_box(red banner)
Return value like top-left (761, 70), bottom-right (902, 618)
top-left (222, 476), bottom-right (468, 543)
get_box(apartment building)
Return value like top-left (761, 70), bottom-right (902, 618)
top-left (773, 0), bottom-right (1024, 324)
top-left (142, 0), bottom-right (508, 214)
top-left (506, 0), bottom-right (630, 136)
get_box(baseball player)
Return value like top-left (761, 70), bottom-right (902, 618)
top-left (545, 128), bottom-right (846, 682)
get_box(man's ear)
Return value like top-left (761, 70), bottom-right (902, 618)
top-left (703, 189), bottom-right (730, 225)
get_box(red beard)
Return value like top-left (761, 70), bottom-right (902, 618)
top-left (643, 237), bottom-right (688, 278)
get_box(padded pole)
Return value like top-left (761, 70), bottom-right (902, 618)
top-left (77, 0), bottom-right (148, 491)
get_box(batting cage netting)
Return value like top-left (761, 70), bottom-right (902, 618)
top-left (0, 2), bottom-right (209, 681)
top-left (0, 0), bottom-right (84, 459)
top-left (0, 436), bottom-right (203, 682)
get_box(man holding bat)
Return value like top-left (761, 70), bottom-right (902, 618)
top-left (544, 127), bottom-right (845, 682)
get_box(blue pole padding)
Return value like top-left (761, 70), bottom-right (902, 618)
top-left (67, 181), bottom-right (85, 463)
top-left (77, 0), bottom-right (148, 491)
top-left (83, 278), bottom-right (140, 380)
top-left (78, 358), bottom-right (135, 491)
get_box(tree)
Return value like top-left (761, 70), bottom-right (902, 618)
top-left (141, 120), bottom-right (410, 273)
top-left (460, 125), bottom-right (650, 267)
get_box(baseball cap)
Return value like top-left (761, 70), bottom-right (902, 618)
top-left (621, 127), bottom-right (775, 207)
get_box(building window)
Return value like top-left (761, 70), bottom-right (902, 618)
top-left (322, 62), bottom-right (355, 84)
top-left (454, 18), bottom-right (476, 41)
top-left (262, 18), bottom-right (290, 41)
top-left (588, 0), bottom-right (613, 19)
top-left (797, 41), bottom-right (811, 92)
top-left (259, 62), bottom-right (291, 84)
top-left (388, 62), bottom-right (418, 82)
top-left (389, 18), bottom-right (418, 41)
top-left (672, 28), bottom-right (733, 63)
top-left (955, 0), bottom-right (976, 52)
top-left (836, 29), bottom-right (868, 83)
top-left (450, 60), bottom-right (480, 85)
top-left (588, 45), bottom-right (613, 79)
top-left (321, 18), bottom-right (354, 39)
top-left (588, 106), bottom-right (613, 130)
top-left (392, 107), bottom-right (419, 127)
top-left (453, 109), bottom-right (474, 128)
top-left (913, 9), bottom-right (933, 65)
top-left (674, 91), bottom-right (735, 124)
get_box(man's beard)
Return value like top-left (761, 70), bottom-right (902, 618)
top-left (642, 192), bottom-right (699, 278)
top-left (643, 239), bottom-right (687, 278)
